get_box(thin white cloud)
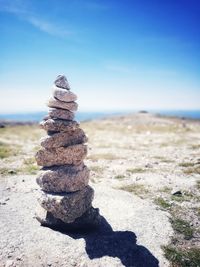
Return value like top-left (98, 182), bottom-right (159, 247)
top-left (0, 0), bottom-right (72, 37)
top-left (27, 17), bottom-right (72, 37)
top-left (0, 0), bottom-right (27, 14)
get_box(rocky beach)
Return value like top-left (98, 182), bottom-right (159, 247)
top-left (0, 112), bottom-right (200, 267)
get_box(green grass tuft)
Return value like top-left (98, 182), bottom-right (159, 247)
top-left (19, 157), bottom-right (39, 175)
top-left (88, 153), bottom-right (121, 161)
top-left (196, 180), bottom-right (200, 189)
top-left (171, 191), bottom-right (194, 203)
top-left (115, 174), bottom-right (126, 179)
top-left (163, 246), bottom-right (200, 267)
top-left (154, 197), bottom-right (171, 209)
top-left (0, 142), bottom-right (18, 159)
top-left (179, 162), bottom-right (195, 167)
top-left (159, 186), bottom-right (172, 193)
top-left (0, 167), bottom-right (18, 177)
top-left (171, 218), bottom-right (193, 240)
top-left (22, 164), bottom-right (39, 175)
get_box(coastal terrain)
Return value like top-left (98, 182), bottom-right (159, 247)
top-left (0, 112), bottom-right (199, 267)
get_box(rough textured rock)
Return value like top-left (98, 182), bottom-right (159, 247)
top-left (35, 144), bottom-right (87, 167)
top-left (36, 164), bottom-right (90, 192)
top-left (54, 75), bottom-right (70, 90)
top-left (34, 74), bottom-right (96, 229)
top-left (53, 87), bottom-right (77, 102)
top-left (48, 108), bottom-right (74, 120)
top-left (48, 97), bottom-right (78, 112)
top-left (40, 128), bottom-right (88, 148)
top-left (36, 206), bottom-right (100, 230)
top-left (38, 186), bottom-right (94, 223)
top-left (40, 119), bottom-right (79, 132)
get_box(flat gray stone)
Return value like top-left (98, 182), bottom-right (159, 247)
top-left (36, 164), bottom-right (90, 192)
top-left (48, 108), bottom-right (74, 120)
top-left (35, 144), bottom-right (87, 167)
top-left (38, 185), bottom-right (94, 223)
top-left (54, 75), bottom-right (70, 90)
top-left (40, 119), bottom-right (79, 132)
top-left (40, 128), bottom-right (88, 148)
top-left (48, 97), bottom-right (78, 112)
top-left (53, 87), bottom-right (77, 102)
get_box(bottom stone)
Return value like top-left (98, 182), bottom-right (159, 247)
top-left (36, 206), bottom-right (101, 231)
top-left (38, 185), bottom-right (94, 223)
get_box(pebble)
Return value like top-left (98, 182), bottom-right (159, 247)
top-left (40, 128), bottom-right (87, 149)
top-left (48, 108), bottom-right (74, 120)
top-left (53, 87), bottom-right (77, 102)
top-left (38, 186), bottom-right (94, 223)
top-left (40, 119), bottom-right (79, 132)
top-left (35, 144), bottom-right (87, 167)
top-left (54, 75), bottom-right (70, 89)
top-left (36, 164), bottom-right (90, 192)
top-left (171, 189), bottom-right (182, 196)
top-left (48, 97), bottom-right (78, 112)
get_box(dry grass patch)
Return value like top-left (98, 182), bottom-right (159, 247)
top-left (115, 174), bottom-right (126, 180)
top-left (0, 142), bottom-right (13, 159)
top-left (0, 141), bottom-right (20, 159)
top-left (159, 186), bottom-right (171, 193)
top-left (0, 167), bottom-right (18, 177)
top-left (0, 125), bottom-right (42, 142)
top-left (196, 180), bottom-right (200, 189)
top-left (133, 124), bottom-right (184, 134)
top-left (20, 157), bottom-right (39, 175)
top-left (119, 183), bottom-right (149, 197)
top-left (179, 162), bottom-right (195, 167)
top-left (154, 156), bottom-right (173, 163)
top-left (161, 159), bottom-right (174, 163)
top-left (0, 158), bottom-right (39, 176)
top-left (183, 166), bottom-right (200, 175)
top-left (190, 144), bottom-right (200, 150)
top-left (178, 161), bottom-right (200, 175)
top-left (90, 165), bottom-right (104, 173)
top-left (88, 153), bottom-right (122, 161)
top-left (126, 168), bottom-right (146, 174)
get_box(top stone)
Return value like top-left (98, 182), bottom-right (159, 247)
top-left (54, 75), bottom-right (70, 90)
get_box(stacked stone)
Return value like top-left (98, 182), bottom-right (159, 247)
top-left (35, 75), bottom-right (99, 228)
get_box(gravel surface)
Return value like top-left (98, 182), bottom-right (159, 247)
top-left (0, 174), bottom-right (172, 267)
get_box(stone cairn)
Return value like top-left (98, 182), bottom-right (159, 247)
top-left (35, 75), bottom-right (99, 229)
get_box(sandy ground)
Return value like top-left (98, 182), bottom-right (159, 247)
top-left (0, 113), bottom-right (199, 267)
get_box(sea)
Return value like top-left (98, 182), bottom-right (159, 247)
top-left (0, 110), bottom-right (200, 122)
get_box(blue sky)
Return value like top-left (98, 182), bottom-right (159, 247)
top-left (0, 0), bottom-right (200, 113)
